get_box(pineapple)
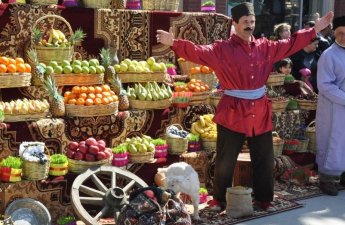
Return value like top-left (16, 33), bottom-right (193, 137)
top-left (42, 75), bottom-right (65, 117)
top-left (100, 48), bottom-right (115, 83)
top-left (69, 28), bottom-right (86, 45)
top-left (110, 75), bottom-right (129, 111)
top-left (31, 28), bottom-right (42, 45)
top-left (27, 49), bottom-right (44, 86)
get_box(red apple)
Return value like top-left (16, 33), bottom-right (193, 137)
top-left (97, 139), bottom-right (106, 146)
top-left (85, 153), bottom-right (96, 161)
top-left (68, 141), bottom-right (79, 150)
top-left (97, 151), bottom-right (106, 161)
top-left (97, 143), bottom-right (106, 152)
top-left (66, 149), bottom-right (75, 159)
top-left (74, 151), bottom-right (84, 160)
top-left (79, 141), bottom-right (86, 146)
top-left (86, 137), bottom-right (98, 146)
top-left (89, 145), bottom-right (100, 155)
top-left (104, 148), bottom-right (112, 159)
top-left (79, 144), bottom-right (88, 154)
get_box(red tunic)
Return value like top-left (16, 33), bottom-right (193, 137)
top-left (172, 29), bottom-right (316, 137)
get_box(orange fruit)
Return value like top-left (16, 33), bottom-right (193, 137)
top-left (95, 93), bottom-right (103, 99)
top-left (15, 57), bottom-right (25, 65)
top-left (80, 86), bottom-right (88, 93)
top-left (8, 58), bottom-right (16, 65)
top-left (72, 86), bottom-right (81, 94)
top-left (101, 84), bottom-right (111, 92)
top-left (64, 91), bottom-right (72, 98)
top-left (200, 65), bottom-right (210, 73)
top-left (0, 56), bottom-right (9, 65)
top-left (16, 63), bottom-right (26, 73)
top-left (63, 97), bottom-right (69, 104)
top-left (67, 98), bottom-right (77, 105)
top-left (85, 98), bottom-right (94, 106)
top-left (194, 86), bottom-right (201, 92)
top-left (102, 97), bottom-right (110, 105)
top-left (7, 64), bottom-right (16, 73)
top-left (190, 79), bottom-right (197, 83)
top-left (102, 92), bottom-right (111, 97)
top-left (109, 90), bottom-right (115, 95)
top-left (87, 86), bottom-right (95, 94)
top-left (112, 95), bottom-right (118, 102)
top-left (94, 98), bottom-right (102, 105)
top-left (0, 64), bottom-right (7, 73)
top-left (76, 98), bottom-right (85, 106)
top-left (94, 86), bottom-right (103, 94)
top-left (79, 93), bottom-right (88, 99)
top-left (190, 67), bottom-right (200, 75)
top-left (88, 93), bottom-right (96, 99)
top-left (24, 63), bottom-right (31, 73)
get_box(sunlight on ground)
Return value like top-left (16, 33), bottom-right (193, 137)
top-left (301, 218), bottom-right (345, 225)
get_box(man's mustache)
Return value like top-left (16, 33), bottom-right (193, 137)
top-left (244, 27), bottom-right (253, 31)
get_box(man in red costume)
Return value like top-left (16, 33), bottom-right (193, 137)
top-left (157, 3), bottom-right (333, 211)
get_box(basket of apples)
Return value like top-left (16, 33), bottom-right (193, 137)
top-left (66, 138), bottom-right (112, 174)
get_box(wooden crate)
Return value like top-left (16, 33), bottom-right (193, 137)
top-left (233, 152), bottom-right (252, 187)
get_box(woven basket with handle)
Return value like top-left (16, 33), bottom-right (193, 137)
top-left (305, 120), bottom-right (316, 153)
top-left (165, 124), bottom-right (188, 155)
top-left (32, 15), bottom-right (74, 64)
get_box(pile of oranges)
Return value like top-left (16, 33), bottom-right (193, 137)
top-left (189, 66), bottom-right (213, 75)
top-left (63, 84), bottom-right (118, 106)
top-left (0, 56), bottom-right (31, 74)
top-left (174, 79), bottom-right (209, 92)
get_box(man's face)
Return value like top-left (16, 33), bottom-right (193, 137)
top-left (335, 26), bottom-right (345, 46)
top-left (234, 15), bottom-right (256, 40)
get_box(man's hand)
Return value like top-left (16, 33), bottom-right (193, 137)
top-left (314, 11), bottom-right (334, 33)
top-left (156, 27), bottom-right (174, 46)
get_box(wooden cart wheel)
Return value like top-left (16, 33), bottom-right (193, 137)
top-left (71, 166), bottom-right (148, 225)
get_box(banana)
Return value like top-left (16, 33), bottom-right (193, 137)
top-left (194, 122), bottom-right (205, 134)
top-left (203, 114), bottom-right (212, 122)
top-left (191, 123), bottom-right (198, 135)
top-left (199, 115), bottom-right (206, 127)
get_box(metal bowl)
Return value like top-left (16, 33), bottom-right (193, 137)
top-left (5, 198), bottom-right (51, 225)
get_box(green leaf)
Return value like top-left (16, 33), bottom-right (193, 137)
top-left (51, 154), bottom-right (68, 164)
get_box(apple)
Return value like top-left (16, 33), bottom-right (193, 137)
top-left (119, 63), bottom-right (128, 72)
top-left (81, 60), bottom-right (89, 67)
top-left (49, 61), bottom-right (59, 68)
top-left (86, 137), bottom-right (98, 146)
top-left (72, 60), bottom-right (81, 67)
top-left (136, 65), bottom-right (144, 73)
top-left (79, 141), bottom-right (86, 146)
top-left (68, 141), bottom-right (79, 150)
top-left (114, 64), bottom-right (120, 72)
top-left (85, 153), bottom-right (96, 161)
top-left (96, 151), bottom-right (106, 160)
top-left (123, 58), bottom-right (132, 66)
top-left (78, 144), bottom-right (88, 154)
top-left (66, 149), bottom-right (75, 159)
top-left (63, 65), bottom-right (73, 74)
top-left (97, 143), bottom-right (106, 152)
top-left (128, 64), bottom-right (136, 72)
top-left (96, 65), bottom-right (104, 74)
top-left (61, 60), bottom-right (70, 68)
top-left (89, 145), bottom-right (100, 155)
top-left (45, 66), bottom-right (54, 75)
top-left (104, 148), bottom-right (112, 159)
top-left (89, 66), bottom-right (97, 74)
top-left (74, 151), bottom-right (84, 160)
top-left (151, 62), bottom-right (162, 72)
top-left (89, 59), bottom-right (99, 67)
top-left (73, 65), bottom-right (82, 74)
top-left (97, 139), bottom-right (106, 146)
top-left (146, 57), bottom-right (155, 66)
top-left (159, 62), bottom-right (167, 72)
top-left (82, 66), bottom-right (90, 74)
top-left (54, 65), bottom-right (63, 74)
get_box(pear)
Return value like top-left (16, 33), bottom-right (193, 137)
top-left (146, 91), bottom-right (152, 101)
top-left (138, 144), bottom-right (147, 153)
top-left (167, 86), bottom-right (173, 98)
top-left (128, 144), bottom-right (137, 154)
top-left (28, 102), bottom-right (36, 113)
top-left (4, 103), bottom-right (12, 115)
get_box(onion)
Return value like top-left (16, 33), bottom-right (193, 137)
top-left (154, 172), bottom-right (166, 187)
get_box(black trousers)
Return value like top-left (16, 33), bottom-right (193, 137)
top-left (213, 124), bottom-right (274, 203)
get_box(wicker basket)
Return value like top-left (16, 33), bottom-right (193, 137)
top-left (178, 60), bottom-right (199, 75)
top-left (128, 151), bottom-right (155, 163)
top-left (118, 72), bottom-right (167, 83)
top-left (53, 73), bottom-right (104, 86)
top-left (272, 131), bottom-right (284, 157)
top-left (49, 162), bottom-right (68, 176)
top-left (295, 137), bottom-right (309, 153)
top-left (4, 111), bottom-right (50, 122)
top-left (283, 139), bottom-right (300, 155)
top-left (32, 15), bottom-right (74, 64)
top-left (270, 98), bottom-right (289, 113)
top-left (305, 121), bottom-right (316, 153)
top-left (166, 124), bottom-right (188, 155)
top-left (65, 101), bottom-right (118, 117)
top-left (142, 0), bottom-right (180, 11)
top-left (129, 98), bottom-right (172, 110)
top-left (21, 144), bottom-right (51, 180)
top-left (266, 73), bottom-right (286, 86)
top-left (296, 99), bottom-right (317, 111)
top-left (190, 91), bottom-right (209, 105)
top-left (30, 0), bottom-right (58, 4)
top-left (189, 73), bottom-right (218, 89)
top-left (83, 0), bottom-right (127, 8)
top-left (68, 156), bottom-right (112, 174)
top-left (201, 138), bottom-right (216, 151)
top-left (0, 73), bottom-right (32, 88)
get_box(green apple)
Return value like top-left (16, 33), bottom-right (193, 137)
top-left (159, 62), bottom-right (167, 72)
top-left (96, 65), bottom-right (104, 74)
top-left (143, 67), bottom-right (151, 72)
top-left (114, 64), bottom-right (121, 73)
top-left (61, 60), bottom-right (70, 68)
top-left (63, 65), bottom-right (73, 74)
top-left (123, 58), bottom-right (132, 66)
top-left (45, 66), bottom-right (54, 75)
top-left (136, 65), bottom-right (144, 73)
top-left (89, 59), bottom-right (99, 67)
top-left (82, 66), bottom-right (90, 74)
top-left (49, 61), bottom-right (59, 69)
top-left (89, 66), bottom-right (97, 74)
top-left (99, 65), bottom-right (105, 73)
top-left (151, 62), bottom-right (162, 72)
top-left (120, 63), bottom-right (128, 72)
top-left (54, 65), bottom-right (63, 74)
top-left (146, 57), bottom-right (155, 66)
top-left (72, 60), bottom-right (81, 67)
top-left (128, 64), bottom-right (137, 72)
top-left (81, 60), bottom-right (89, 68)
top-left (73, 65), bottom-right (82, 74)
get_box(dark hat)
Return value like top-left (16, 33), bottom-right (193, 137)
top-left (231, 2), bottom-right (255, 22)
top-left (333, 16), bottom-right (345, 30)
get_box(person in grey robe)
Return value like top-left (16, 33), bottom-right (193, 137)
top-left (316, 15), bottom-right (345, 196)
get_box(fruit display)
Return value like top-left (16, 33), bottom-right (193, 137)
top-left (166, 125), bottom-right (189, 139)
top-left (127, 82), bottom-right (172, 101)
top-left (191, 114), bottom-right (217, 141)
top-left (40, 59), bottom-right (104, 76)
top-left (0, 56), bottom-right (31, 73)
top-left (63, 84), bottom-right (118, 106)
top-left (0, 98), bottom-right (49, 115)
top-left (189, 65), bottom-right (213, 75)
top-left (32, 27), bottom-right (86, 48)
top-left (174, 79), bottom-right (209, 93)
top-left (114, 57), bottom-right (167, 73)
top-left (120, 135), bottom-right (156, 155)
top-left (65, 138), bottom-right (112, 162)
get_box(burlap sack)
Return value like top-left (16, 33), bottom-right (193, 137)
top-left (225, 186), bottom-right (253, 218)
